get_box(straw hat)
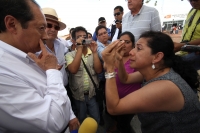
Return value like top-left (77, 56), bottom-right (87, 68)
top-left (42, 7), bottom-right (66, 31)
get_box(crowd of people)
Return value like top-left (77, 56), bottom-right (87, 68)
top-left (0, 0), bottom-right (200, 133)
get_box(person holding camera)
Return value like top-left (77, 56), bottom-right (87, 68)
top-left (174, 0), bottom-right (200, 71)
top-left (102, 31), bottom-right (200, 133)
top-left (111, 6), bottom-right (124, 42)
top-left (65, 26), bottom-right (102, 124)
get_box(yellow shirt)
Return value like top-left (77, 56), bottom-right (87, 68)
top-left (182, 9), bottom-right (200, 42)
top-left (65, 48), bottom-right (92, 91)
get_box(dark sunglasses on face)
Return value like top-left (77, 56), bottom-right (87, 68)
top-left (188, 0), bottom-right (198, 1)
top-left (114, 12), bottom-right (121, 16)
top-left (47, 23), bottom-right (60, 30)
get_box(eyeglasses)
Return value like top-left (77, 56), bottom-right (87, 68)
top-left (114, 12), bottom-right (121, 16)
top-left (47, 23), bottom-right (60, 30)
top-left (98, 31), bottom-right (108, 36)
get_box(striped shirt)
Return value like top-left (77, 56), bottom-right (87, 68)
top-left (122, 5), bottom-right (161, 42)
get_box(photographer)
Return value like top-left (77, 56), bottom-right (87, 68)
top-left (65, 26), bottom-right (102, 124)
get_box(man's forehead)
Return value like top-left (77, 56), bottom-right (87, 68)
top-left (76, 31), bottom-right (86, 37)
top-left (114, 9), bottom-right (120, 12)
top-left (98, 28), bottom-right (106, 32)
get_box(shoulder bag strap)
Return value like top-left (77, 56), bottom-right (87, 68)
top-left (81, 58), bottom-right (98, 89)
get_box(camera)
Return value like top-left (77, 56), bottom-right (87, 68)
top-left (181, 45), bottom-right (200, 52)
top-left (82, 39), bottom-right (92, 45)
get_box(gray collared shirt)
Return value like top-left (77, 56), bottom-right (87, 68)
top-left (122, 5), bottom-right (161, 42)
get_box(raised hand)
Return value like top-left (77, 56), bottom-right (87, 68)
top-left (28, 39), bottom-right (58, 71)
top-left (89, 41), bottom-right (97, 53)
top-left (102, 40), bottom-right (125, 71)
top-left (115, 41), bottom-right (125, 61)
top-left (75, 37), bottom-right (84, 51)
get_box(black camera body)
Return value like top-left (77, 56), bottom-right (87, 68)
top-left (181, 45), bottom-right (200, 52)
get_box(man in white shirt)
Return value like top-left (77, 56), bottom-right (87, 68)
top-left (42, 7), bottom-right (69, 87)
top-left (123, 0), bottom-right (161, 42)
top-left (0, 0), bottom-right (79, 133)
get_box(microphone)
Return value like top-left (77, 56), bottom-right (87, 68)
top-left (78, 117), bottom-right (98, 133)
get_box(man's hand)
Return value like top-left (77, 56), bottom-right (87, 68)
top-left (89, 41), bottom-right (97, 53)
top-left (28, 39), bottom-right (58, 71)
top-left (174, 42), bottom-right (184, 52)
top-left (69, 118), bottom-right (80, 132)
top-left (116, 23), bottom-right (122, 30)
top-left (57, 64), bottom-right (63, 70)
top-left (75, 37), bottom-right (84, 51)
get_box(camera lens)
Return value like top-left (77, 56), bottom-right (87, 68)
top-left (82, 39), bottom-right (86, 45)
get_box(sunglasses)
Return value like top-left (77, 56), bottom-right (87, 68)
top-left (114, 12), bottom-right (121, 16)
top-left (188, 0), bottom-right (198, 1)
top-left (47, 23), bottom-right (60, 30)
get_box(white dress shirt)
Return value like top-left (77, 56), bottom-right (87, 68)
top-left (51, 39), bottom-right (68, 86)
top-left (38, 39), bottom-right (68, 86)
top-left (57, 38), bottom-right (69, 55)
top-left (111, 28), bottom-right (119, 42)
top-left (0, 40), bottom-right (75, 133)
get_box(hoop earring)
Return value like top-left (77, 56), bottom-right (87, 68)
top-left (152, 64), bottom-right (155, 69)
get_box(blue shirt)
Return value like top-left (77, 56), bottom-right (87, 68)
top-left (97, 40), bottom-right (111, 81)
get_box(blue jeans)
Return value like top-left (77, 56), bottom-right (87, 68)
top-left (73, 95), bottom-right (100, 124)
top-left (182, 52), bottom-right (200, 70)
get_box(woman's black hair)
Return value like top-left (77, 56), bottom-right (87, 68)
top-left (119, 31), bottom-right (135, 47)
top-left (139, 31), bottom-right (199, 90)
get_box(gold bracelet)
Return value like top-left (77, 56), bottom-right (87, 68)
top-left (105, 72), bottom-right (116, 79)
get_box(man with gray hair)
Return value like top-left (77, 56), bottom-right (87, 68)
top-left (123, 0), bottom-right (161, 42)
top-left (0, 0), bottom-right (79, 132)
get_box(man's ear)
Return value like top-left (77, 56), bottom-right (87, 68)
top-left (4, 15), bottom-right (18, 34)
top-left (152, 52), bottom-right (164, 64)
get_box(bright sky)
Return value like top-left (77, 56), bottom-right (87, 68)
top-left (37, 0), bottom-right (192, 36)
